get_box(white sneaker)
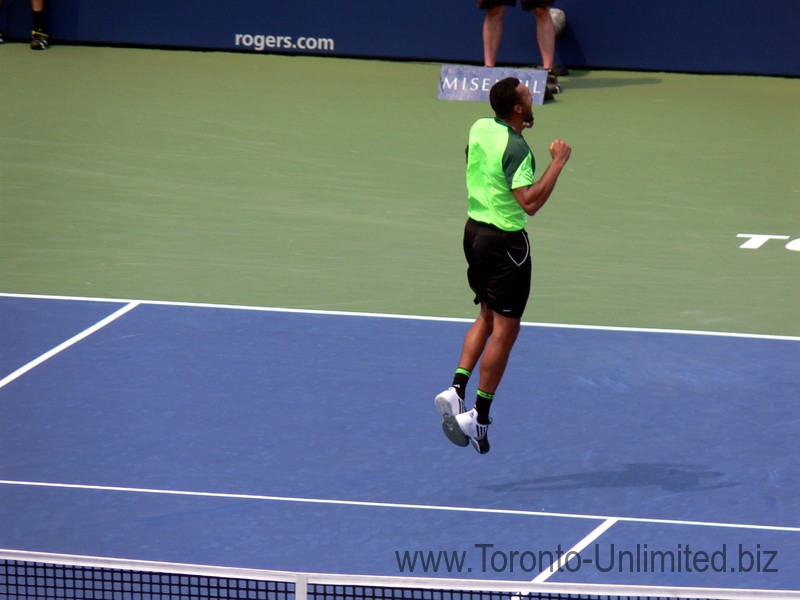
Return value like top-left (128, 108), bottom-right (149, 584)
top-left (455, 409), bottom-right (491, 454)
top-left (436, 387), bottom-right (468, 447)
top-left (435, 387), bottom-right (465, 418)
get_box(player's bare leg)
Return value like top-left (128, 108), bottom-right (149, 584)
top-left (457, 310), bottom-right (520, 453)
top-left (457, 303), bottom-right (494, 373)
top-left (475, 310), bottom-right (520, 395)
top-left (437, 303), bottom-right (495, 446)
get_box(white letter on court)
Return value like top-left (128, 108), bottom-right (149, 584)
top-left (736, 234), bottom-right (790, 249)
top-left (785, 238), bottom-right (800, 251)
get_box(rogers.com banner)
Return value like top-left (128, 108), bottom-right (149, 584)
top-left (438, 65), bottom-right (549, 104)
top-left (233, 32), bottom-right (335, 53)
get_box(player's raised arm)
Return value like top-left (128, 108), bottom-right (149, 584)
top-left (511, 139), bottom-right (571, 216)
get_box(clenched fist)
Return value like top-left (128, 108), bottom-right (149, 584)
top-left (549, 139), bottom-right (572, 164)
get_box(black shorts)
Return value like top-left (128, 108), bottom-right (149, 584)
top-left (478, 0), bottom-right (555, 11)
top-left (463, 218), bottom-right (532, 319)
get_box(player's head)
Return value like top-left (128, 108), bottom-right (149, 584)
top-left (490, 78), bottom-right (534, 127)
top-left (490, 77), bottom-right (524, 118)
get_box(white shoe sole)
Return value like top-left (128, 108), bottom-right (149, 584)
top-left (441, 413), bottom-right (469, 447)
top-left (435, 393), bottom-right (456, 417)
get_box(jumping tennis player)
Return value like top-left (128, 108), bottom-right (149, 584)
top-left (436, 77), bottom-right (571, 454)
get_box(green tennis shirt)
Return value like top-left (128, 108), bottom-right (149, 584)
top-left (466, 117), bottom-right (535, 232)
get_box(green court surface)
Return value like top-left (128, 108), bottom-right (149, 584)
top-left (1, 45), bottom-right (798, 336)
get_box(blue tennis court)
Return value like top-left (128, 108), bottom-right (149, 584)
top-left (1, 293), bottom-right (798, 596)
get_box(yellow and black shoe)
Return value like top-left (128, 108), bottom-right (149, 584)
top-left (547, 69), bottom-right (562, 95)
top-left (31, 29), bottom-right (49, 50)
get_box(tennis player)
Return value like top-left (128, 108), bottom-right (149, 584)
top-left (435, 77), bottom-right (571, 454)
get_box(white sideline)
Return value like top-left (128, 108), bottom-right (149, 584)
top-left (1, 291), bottom-right (799, 341)
top-left (0, 479), bottom-right (798, 534)
top-left (532, 518), bottom-right (618, 583)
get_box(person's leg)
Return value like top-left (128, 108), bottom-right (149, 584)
top-left (442, 223), bottom-right (530, 454)
top-left (459, 223), bottom-right (530, 453)
top-left (456, 303), bottom-right (494, 375)
top-left (483, 6), bottom-right (506, 67)
top-left (475, 311), bottom-right (521, 397)
top-left (455, 309), bottom-right (521, 454)
top-left (435, 304), bottom-right (493, 419)
top-left (30, 0), bottom-right (49, 50)
top-left (533, 6), bottom-right (555, 70)
top-left (531, 4), bottom-right (561, 94)
top-left (446, 302), bottom-right (520, 407)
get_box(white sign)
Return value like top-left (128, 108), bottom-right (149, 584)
top-left (438, 64), bottom-right (549, 105)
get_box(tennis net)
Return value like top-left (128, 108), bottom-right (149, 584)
top-left (0, 550), bottom-right (794, 600)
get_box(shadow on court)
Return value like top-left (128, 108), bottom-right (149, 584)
top-left (479, 463), bottom-right (740, 494)
top-left (561, 72), bottom-right (663, 89)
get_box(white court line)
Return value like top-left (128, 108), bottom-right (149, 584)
top-left (1, 479), bottom-right (799, 534)
top-left (2, 291), bottom-right (799, 341)
top-left (0, 301), bottom-right (140, 390)
top-left (532, 518), bottom-right (618, 583)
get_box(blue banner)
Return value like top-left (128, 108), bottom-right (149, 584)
top-left (2, 0), bottom-right (798, 77)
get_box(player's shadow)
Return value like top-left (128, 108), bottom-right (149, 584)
top-left (480, 463), bottom-right (738, 494)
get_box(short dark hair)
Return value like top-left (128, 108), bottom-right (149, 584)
top-left (490, 77), bottom-right (522, 118)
